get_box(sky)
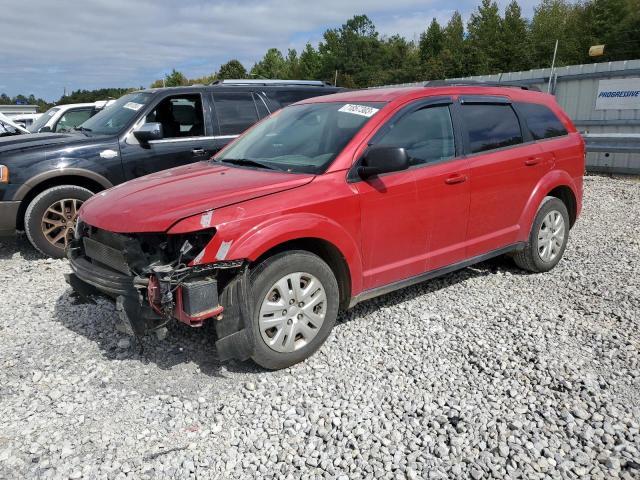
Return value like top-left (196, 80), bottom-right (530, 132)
top-left (0, 0), bottom-right (538, 101)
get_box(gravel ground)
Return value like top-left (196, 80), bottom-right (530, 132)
top-left (0, 175), bottom-right (639, 480)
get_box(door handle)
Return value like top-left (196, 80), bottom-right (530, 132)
top-left (445, 174), bottom-right (468, 185)
top-left (192, 148), bottom-right (206, 156)
top-left (524, 157), bottom-right (543, 166)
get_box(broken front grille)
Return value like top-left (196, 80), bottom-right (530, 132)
top-left (82, 236), bottom-right (131, 275)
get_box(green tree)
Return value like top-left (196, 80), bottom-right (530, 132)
top-left (467, 0), bottom-right (504, 74)
top-left (440, 11), bottom-right (469, 78)
top-left (217, 59), bottom-right (247, 80)
top-left (501, 1), bottom-right (531, 71)
top-left (377, 35), bottom-right (421, 84)
top-left (298, 43), bottom-right (322, 79)
top-left (251, 48), bottom-right (287, 79)
top-left (163, 69), bottom-right (188, 87)
top-left (580, 0), bottom-right (639, 61)
top-left (318, 15), bottom-right (382, 87)
top-left (419, 18), bottom-right (444, 64)
top-left (530, 0), bottom-right (584, 67)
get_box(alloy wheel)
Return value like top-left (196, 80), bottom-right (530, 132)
top-left (537, 209), bottom-right (565, 262)
top-left (41, 198), bottom-right (83, 250)
top-left (258, 272), bottom-right (327, 353)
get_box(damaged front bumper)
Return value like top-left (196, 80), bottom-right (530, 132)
top-left (65, 223), bottom-right (254, 362)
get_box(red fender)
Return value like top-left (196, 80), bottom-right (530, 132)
top-left (516, 169), bottom-right (579, 242)
top-left (169, 209), bottom-right (364, 296)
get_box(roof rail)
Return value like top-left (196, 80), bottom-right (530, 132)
top-left (210, 79), bottom-right (333, 87)
top-left (424, 79), bottom-right (541, 92)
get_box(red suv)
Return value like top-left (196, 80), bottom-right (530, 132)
top-left (66, 82), bottom-right (584, 369)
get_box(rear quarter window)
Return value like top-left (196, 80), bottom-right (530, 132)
top-left (516, 102), bottom-right (568, 140)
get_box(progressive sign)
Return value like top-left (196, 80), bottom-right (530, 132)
top-left (595, 78), bottom-right (640, 110)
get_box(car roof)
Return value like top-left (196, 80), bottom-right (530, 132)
top-left (140, 82), bottom-right (344, 94)
top-left (298, 84), bottom-right (553, 105)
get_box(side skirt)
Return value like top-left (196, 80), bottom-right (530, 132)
top-left (348, 242), bottom-right (526, 308)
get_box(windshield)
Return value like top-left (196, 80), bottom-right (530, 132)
top-left (216, 101), bottom-right (384, 174)
top-left (79, 92), bottom-right (153, 135)
top-left (0, 119), bottom-right (21, 136)
top-left (28, 107), bottom-right (59, 132)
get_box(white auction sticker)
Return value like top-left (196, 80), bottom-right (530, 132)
top-left (338, 104), bottom-right (379, 117)
top-left (123, 102), bottom-right (144, 111)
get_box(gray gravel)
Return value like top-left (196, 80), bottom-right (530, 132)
top-left (1, 175), bottom-right (639, 479)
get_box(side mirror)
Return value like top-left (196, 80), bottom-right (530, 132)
top-left (39, 126), bottom-right (51, 133)
top-left (133, 122), bottom-right (163, 143)
top-left (358, 145), bottom-right (409, 179)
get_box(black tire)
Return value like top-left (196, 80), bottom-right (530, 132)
top-left (513, 196), bottom-right (570, 273)
top-left (24, 185), bottom-right (94, 258)
top-left (248, 250), bottom-right (339, 370)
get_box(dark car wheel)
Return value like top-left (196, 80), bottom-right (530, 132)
top-left (24, 185), bottom-right (94, 258)
top-left (248, 250), bottom-right (339, 370)
top-left (513, 196), bottom-right (570, 273)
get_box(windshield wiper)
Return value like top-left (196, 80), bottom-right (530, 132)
top-left (218, 158), bottom-right (278, 170)
top-left (74, 126), bottom-right (92, 133)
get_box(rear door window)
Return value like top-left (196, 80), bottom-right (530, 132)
top-left (213, 92), bottom-right (259, 135)
top-left (516, 102), bottom-right (568, 140)
top-left (460, 104), bottom-right (523, 153)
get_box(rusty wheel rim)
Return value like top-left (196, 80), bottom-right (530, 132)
top-left (41, 198), bottom-right (83, 249)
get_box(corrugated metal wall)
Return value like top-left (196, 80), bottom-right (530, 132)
top-left (377, 60), bottom-right (640, 174)
top-left (453, 60), bottom-right (640, 174)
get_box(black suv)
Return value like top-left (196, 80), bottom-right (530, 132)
top-left (0, 80), bottom-right (343, 257)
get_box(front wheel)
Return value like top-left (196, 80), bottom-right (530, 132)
top-left (513, 196), bottom-right (570, 273)
top-left (24, 185), bottom-right (94, 258)
top-left (248, 251), bottom-right (339, 370)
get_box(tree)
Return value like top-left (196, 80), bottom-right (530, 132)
top-left (164, 69), bottom-right (188, 87)
top-left (580, 0), bottom-right (639, 61)
top-left (298, 43), bottom-right (322, 80)
top-left (419, 18), bottom-right (444, 64)
top-left (217, 59), bottom-right (247, 80)
top-left (318, 15), bottom-right (382, 87)
top-left (251, 48), bottom-right (287, 79)
top-left (377, 35), bottom-right (421, 85)
top-left (501, 1), bottom-right (531, 71)
top-left (530, 0), bottom-right (584, 67)
top-left (440, 11), bottom-right (469, 78)
top-left (467, 0), bottom-right (504, 74)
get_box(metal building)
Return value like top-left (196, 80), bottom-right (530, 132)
top-left (0, 104), bottom-right (39, 116)
top-left (453, 60), bottom-right (640, 175)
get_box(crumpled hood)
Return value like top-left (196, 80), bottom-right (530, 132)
top-left (0, 132), bottom-right (86, 155)
top-left (79, 161), bottom-right (315, 233)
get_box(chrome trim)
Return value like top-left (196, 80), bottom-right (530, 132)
top-left (148, 135), bottom-right (239, 145)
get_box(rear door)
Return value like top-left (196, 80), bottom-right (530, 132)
top-left (459, 97), bottom-right (549, 257)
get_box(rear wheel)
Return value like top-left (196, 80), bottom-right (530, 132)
top-left (513, 196), bottom-right (569, 273)
top-left (24, 185), bottom-right (93, 258)
top-left (249, 251), bottom-right (339, 369)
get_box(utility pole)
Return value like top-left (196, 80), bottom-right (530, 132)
top-left (334, 70), bottom-right (338, 87)
top-left (548, 40), bottom-right (558, 93)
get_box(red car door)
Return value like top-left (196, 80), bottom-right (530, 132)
top-left (353, 169), bottom-right (421, 291)
top-left (458, 99), bottom-right (550, 258)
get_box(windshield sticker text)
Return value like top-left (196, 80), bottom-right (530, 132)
top-left (338, 104), bottom-right (379, 117)
top-left (123, 102), bottom-right (144, 111)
